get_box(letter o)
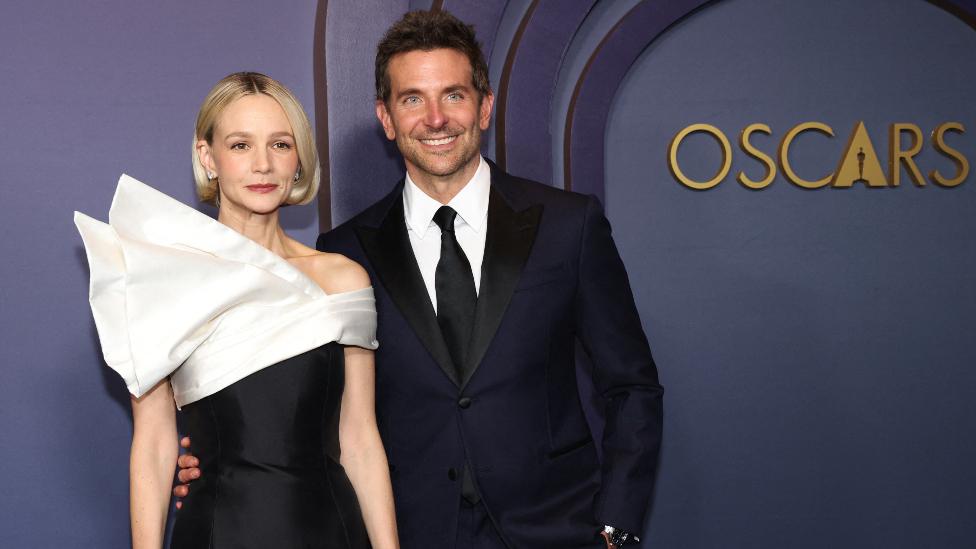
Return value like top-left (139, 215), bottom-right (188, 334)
top-left (668, 124), bottom-right (732, 190)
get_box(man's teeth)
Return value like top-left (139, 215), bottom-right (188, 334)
top-left (421, 136), bottom-right (457, 145)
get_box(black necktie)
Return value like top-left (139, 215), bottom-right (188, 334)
top-left (432, 206), bottom-right (477, 377)
top-left (433, 206), bottom-right (481, 503)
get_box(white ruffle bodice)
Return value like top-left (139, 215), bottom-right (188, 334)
top-left (74, 174), bottom-right (378, 407)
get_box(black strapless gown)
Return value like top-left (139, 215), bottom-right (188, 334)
top-left (170, 343), bottom-right (369, 548)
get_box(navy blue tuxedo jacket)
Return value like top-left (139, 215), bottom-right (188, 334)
top-left (317, 162), bottom-right (662, 548)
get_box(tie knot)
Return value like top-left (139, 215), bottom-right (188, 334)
top-left (433, 206), bottom-right (458, 233)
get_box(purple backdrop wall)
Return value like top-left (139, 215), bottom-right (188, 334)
top-left (3, 1), bottom-right (975, 547)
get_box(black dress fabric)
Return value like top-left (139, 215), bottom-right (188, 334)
top-left (170, 342), bottom-right (369, 548)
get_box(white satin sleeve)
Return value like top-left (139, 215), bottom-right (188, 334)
top-left (75, 174), bottom-right (378, 406)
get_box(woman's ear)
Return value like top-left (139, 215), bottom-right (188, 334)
top-left (197, 139), bottom-right (215, 174)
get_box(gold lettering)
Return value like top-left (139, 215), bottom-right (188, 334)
top-left (779, 122), bottom-right (835, 189)
top-left (668, 124), bottom-right (732, 190)
top-left (737, 123), bottom-right (776, 189)
top-left (832, 121), bottom-right (887, 188)
top-left (929, 122), bottom-right (969, 187)
top-left (888, 123), bottom-right (925, 187)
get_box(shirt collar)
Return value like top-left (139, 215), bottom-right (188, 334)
top-left (403, 156), bottom-right (491, 239)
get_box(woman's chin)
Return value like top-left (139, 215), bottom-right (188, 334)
top-left (221, 194), bottom-right (289, 217)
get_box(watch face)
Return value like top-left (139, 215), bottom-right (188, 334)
top-left (609, 531), bottom-right (629, 545)
top-left (603, 526), bottom-right (636, 546)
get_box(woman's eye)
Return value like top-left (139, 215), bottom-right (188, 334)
top-left (272, 141), bottom-right (292, 150)
top-left (231, 142), bottom-right (248, 150)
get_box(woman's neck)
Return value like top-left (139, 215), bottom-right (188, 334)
top-left (218, 204), bottom-right (290, 257)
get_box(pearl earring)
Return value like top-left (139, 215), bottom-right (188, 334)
top-left (294, 169), bottom-right (301, 182)
top-left (207, 171), bottom-right (216, 180)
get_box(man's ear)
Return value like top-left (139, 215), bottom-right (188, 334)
top-left (478, 90), bottom-right (494, 131)
top-left (196, 139), bottom-right (215, 173)
top-left (376, 100), bottom-right (396, 141)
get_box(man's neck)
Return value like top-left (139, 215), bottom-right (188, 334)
top-left (407, 156), bottom-right (482, 205)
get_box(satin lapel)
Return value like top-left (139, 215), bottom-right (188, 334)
top-left (355, 198), bottom-right (460, 387)
top-left (461, 185), bottom-right (543, 389)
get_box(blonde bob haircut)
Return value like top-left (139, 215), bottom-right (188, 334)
top-left (192, 72), bottom-right (320, 206)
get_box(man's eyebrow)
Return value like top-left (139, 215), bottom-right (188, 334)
top-left (395, 84), bottom-right (472, 98)
top-left (395, 88), bottom-right (422, 99)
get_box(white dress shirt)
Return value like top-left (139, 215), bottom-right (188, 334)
top-left (403, 156), bottom-right (491, 313)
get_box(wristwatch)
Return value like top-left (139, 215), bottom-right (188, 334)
top-left (602, 525), bottom-right (639, 547)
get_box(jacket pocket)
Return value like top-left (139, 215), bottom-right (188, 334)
top-left (546, 436), bottom-right (594, 460)
top-left (515, 262), bottom-right (569, 292)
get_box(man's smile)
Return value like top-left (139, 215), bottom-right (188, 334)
top-left (419, 135), bottom-right (458, 146)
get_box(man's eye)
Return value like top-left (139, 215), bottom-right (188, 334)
top-left (447, 92), bottom-right (462, 101)
top-left (403, 96), bottom-right (420, 105)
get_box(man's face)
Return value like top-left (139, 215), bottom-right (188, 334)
top-left (376, 48), bottom-right (493, 187)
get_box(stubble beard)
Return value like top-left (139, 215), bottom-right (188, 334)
top-left (399, 125), bottom-right (482, 182)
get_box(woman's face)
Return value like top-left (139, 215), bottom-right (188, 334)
top-left (199, 94), bottom-right (299, 214)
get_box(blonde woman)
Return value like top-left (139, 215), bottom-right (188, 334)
top-left (76, 72), bottom-right (398, 549)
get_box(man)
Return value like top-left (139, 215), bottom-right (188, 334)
top-left (178, 10), bottom-right (662, 548)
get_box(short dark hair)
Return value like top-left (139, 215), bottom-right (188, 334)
top-left (375, 9), bottom-right (491, 104)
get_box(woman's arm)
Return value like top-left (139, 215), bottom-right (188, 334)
top-left (299, 251), bottom-right (398, 548)
top-left (340, 345), bottom-right (399, 549)
top-left (129, 379), bottom-right (179, 549)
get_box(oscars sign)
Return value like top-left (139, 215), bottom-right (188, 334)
top-left (668, 121), bottom-right (969, 190)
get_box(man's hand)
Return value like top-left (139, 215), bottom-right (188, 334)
top-left (173, 436), bottom-right (201, 509)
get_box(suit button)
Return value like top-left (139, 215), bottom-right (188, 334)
top-left (458, 397), bottom-right (472, 409)
top-left (448, 467), bottom-right (458, 481)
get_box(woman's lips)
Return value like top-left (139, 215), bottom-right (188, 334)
top-left (246, 184), bottom-right (278, 194)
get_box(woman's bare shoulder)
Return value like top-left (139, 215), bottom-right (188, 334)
top-left (292, 251), bottom-right (370, 295)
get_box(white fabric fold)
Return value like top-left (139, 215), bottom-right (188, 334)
top-left (75, 174), bottom-right (378, 407)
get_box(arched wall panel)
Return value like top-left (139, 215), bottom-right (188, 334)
top-left (566, 0), bottom-right (711, 200)
top-left (323, 0), bottom-right (411, 227)
top-left (440, 0), bottom-right (508, 66)
top-left (496, 0), bottom-right (595, 183)
top-left (549, 0), bottom-right (642, 190)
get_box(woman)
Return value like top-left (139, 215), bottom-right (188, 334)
top-left (75, 72), bottom-right (399, 548)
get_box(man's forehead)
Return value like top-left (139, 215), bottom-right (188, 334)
top-left (388, 48), bottom-right (473, 87)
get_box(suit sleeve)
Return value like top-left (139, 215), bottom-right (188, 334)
top-left (315, 231), bottom-right (332, 253)
top-left (575, 195), bottom-right (663, 535)
top-left (317, 228), bottom-right (352, 256)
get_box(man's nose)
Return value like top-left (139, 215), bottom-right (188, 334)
top-left (424, 102), bottom-right (447, 129)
